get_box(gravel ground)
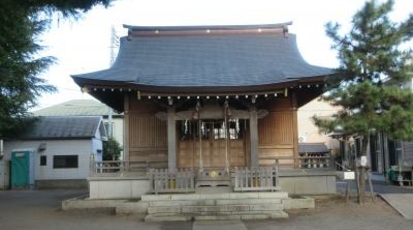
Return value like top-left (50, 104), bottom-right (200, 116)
top-left (0, 189), bottom-right (412, 230)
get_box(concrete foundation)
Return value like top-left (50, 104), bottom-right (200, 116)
top-left (279, 169), bottom-right (337, 195)
top-left (88, 175), bottom-right (150, 199)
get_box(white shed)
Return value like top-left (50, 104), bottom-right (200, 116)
top-left (3, 116), bottom-right (107, 189)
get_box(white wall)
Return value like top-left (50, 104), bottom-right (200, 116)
top-left (4, 139), bottom-right (95, 180)
top-left (92, 138), bottom-right (103, 161)
top-left (112, 118), bottom-right (124, 147)
top-left (297, 98), bottom-right (340, 151)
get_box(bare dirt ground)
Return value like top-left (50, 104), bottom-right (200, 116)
top-left (0, 189), bottom-right (412, 230)
top-left (246, 195), bottom-right (413, 230)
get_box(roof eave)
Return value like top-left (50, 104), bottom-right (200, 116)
top-left (72, 74), bottom-right (330, 95)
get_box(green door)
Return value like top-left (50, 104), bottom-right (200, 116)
top-left (11, 151), bottom-right (30, 188)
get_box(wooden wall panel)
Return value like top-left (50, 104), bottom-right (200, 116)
top-left (258, 147), bottom-right (294, 167)
top-left (258, 111), bottom-right (294, 145)
top-left (129, 115), bottom-right (167, 148)
top-left (127, 97), bottom-right (168, 167)
top-left (257, 97), bottom-right (297, 168)
top-left (178, 139), bottom-right (246, 169)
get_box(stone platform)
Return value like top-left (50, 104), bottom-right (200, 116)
top-left (140, 191), bottom-right (289, 221)
top-left (63, 189), bottom-right (314, 221)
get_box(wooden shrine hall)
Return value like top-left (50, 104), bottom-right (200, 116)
top-left (72, 22), bottom-right (335, 195)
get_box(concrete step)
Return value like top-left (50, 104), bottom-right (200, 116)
top-left (141, 192), bottom-right (288, 202)
top-left (145, 211), bottom-right (288, 222)
top-left (147, 203), bottom-right (284, 214)
top-left (116, 202), bottom-right (148, 215)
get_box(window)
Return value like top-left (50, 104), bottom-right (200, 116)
top-left (40, 156), bottom-right (47, 166)
top-left (53, 155), bottom-right (78, 169)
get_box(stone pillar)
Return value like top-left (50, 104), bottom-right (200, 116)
top-left (167, 108), bottom-right (177, 171)
top-left (249, 106), bottom-right (259, 169)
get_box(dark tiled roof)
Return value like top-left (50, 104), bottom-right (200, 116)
top-left (33, 99), bottom-right (122, 117)
top-left (21, 116), bottom-right (103, 140)
top-left (72, 24), bottom-right (332, 88)
top-left (299, 143), bottom-right (330, 154)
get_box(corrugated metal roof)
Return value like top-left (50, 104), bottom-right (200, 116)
top-left (21, 116), bottom-right (103, 140)
top-left (72, 23), bottom-right (332, 88)
top-left (33, 99), bottom-right (122, 117)
top-left (299, 143), bottom-right (330, 154)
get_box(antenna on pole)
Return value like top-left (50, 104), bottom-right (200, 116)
top-left (109, 26), bottom-right (120, 67)
top-left (107, 26), bottom-right (120, 138)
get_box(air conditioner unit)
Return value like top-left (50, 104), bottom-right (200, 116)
top-left (298, 136), bottom-right (306, 143)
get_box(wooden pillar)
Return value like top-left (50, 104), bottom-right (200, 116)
top-left (291, 90), bottom-right (299, 168)
top-left (167, 108), bottom-right (177, 171)
top-left (249, 106), bottom-right (259, 169)
top-left (123, 93), bottom-right (130, 161)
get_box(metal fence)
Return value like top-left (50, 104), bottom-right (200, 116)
top-left (234, 166), bottom-right (280, 191)
top-left (149, 168), bottom-right (195, 194)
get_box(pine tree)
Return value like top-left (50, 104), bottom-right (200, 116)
top-left (314, 0), bottom-right (413, 203)
top-left (0, 0), bottom-right (113, 138)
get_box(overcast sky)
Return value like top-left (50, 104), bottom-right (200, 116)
top-left (35, 0), bottom-right (412, 110)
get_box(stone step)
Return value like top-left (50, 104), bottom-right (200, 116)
top-left (141, 192), bottom-right (288, 202)
top-left (147, 203), bottom-right (284, 214)
top-left (145, 211), bottom-right (289, 222)
top-left (147, 198), bottom-right (282, 207)
top-left (145, 213), bottom-right (192, 222)
top-left (116, 202), bottom-right (148, 215)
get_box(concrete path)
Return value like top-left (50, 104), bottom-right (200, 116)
top-left (193, 220), bottom-right (248, 230)
top-left (379, 194), bottom-right (413, 220)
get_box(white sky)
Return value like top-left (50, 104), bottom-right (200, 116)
top-left (35, 0), bottom-right (413, 110)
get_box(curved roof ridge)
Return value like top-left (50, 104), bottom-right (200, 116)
top-left (123, 22), bottom-right (293, 32)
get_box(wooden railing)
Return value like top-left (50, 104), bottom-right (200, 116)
top-left (234, 166), bottom-right (279, 192)
top-left (90, 160), bottom-right (149, 176)
top-left (149, 168), bottom-right (195, 194)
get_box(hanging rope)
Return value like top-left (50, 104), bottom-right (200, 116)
top-left (224, 101), bottom-right (230, 172)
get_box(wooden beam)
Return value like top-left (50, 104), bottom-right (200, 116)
top-left (155, 109), bottom-right (268, 121)
top-left (167, 108), bottom-right (177, 171)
